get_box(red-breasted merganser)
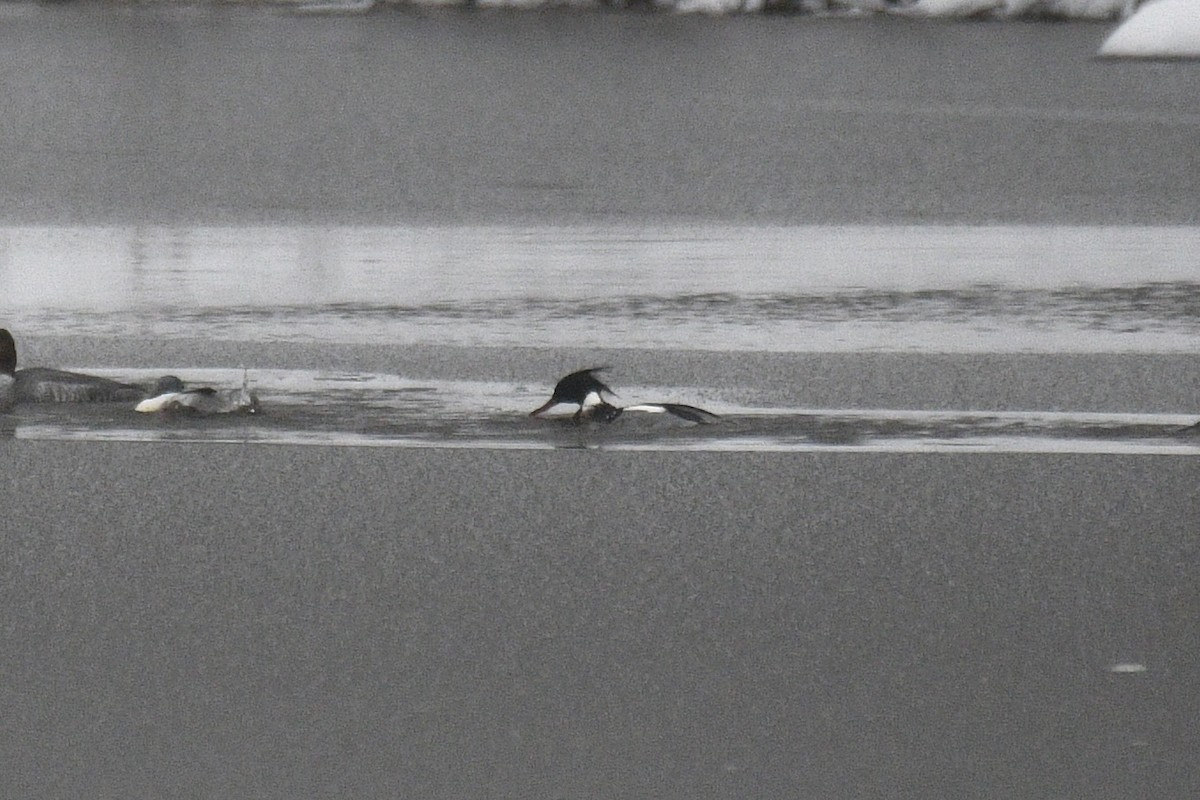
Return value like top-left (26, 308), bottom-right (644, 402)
top-left (529, 367), bottom-right (720, 424)
top-left (135, 371), bottom-right (259, 415)
top-left (0, 328), bottom-right (183, 404)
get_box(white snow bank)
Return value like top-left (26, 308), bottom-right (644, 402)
top-left (1099, 0), bottom-right (1200, 58)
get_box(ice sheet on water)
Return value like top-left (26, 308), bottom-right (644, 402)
top-left (5, 368), bottom-right (1199, 452)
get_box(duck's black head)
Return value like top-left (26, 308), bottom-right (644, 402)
top-left (530, 367), bottom-right (615, 417)
top-left (0, 329), bottom-right (15, 376)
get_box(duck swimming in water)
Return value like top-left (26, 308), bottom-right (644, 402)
top-left (0, 328), bottom-right (183, 405)
top-left (529, 367), bottom-right (720, 424)
top-left (135, 371), bottom-right (259, 415)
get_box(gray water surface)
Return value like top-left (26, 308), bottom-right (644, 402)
top-left (2, 5), bottom-right (1197, 225)
top-left (2, 8), bottom-right (1199, 800)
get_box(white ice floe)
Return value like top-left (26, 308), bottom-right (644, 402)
top-left (285, 0), bottom-right (377, 13)
top-left (1106, 662), bottom-right (1148, 674)
top-left (673, 0), bottom-right (766, 13)
top-left (1099, 0), bottom-right (1200, 58)
top-left (894, 0), bottom-right (1003, 16)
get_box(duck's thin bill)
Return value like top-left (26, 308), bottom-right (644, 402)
top-left (530, 399), bottom-right (558, 417)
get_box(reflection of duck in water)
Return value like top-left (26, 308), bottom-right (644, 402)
top-left (135, 372), bottom-right (259, 415)
top-left (0, 328), bottom-right (183, 406)
top-left (0, 335), bottom-right (14, 412)
top-left (529, 367), bottom-right (720, 424)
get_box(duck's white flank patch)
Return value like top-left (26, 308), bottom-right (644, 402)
top-left (135, 393), bottom-right (178, 413)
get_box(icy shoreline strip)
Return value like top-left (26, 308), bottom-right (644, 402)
top-left (261, 0), bottom-right (1137, 18)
